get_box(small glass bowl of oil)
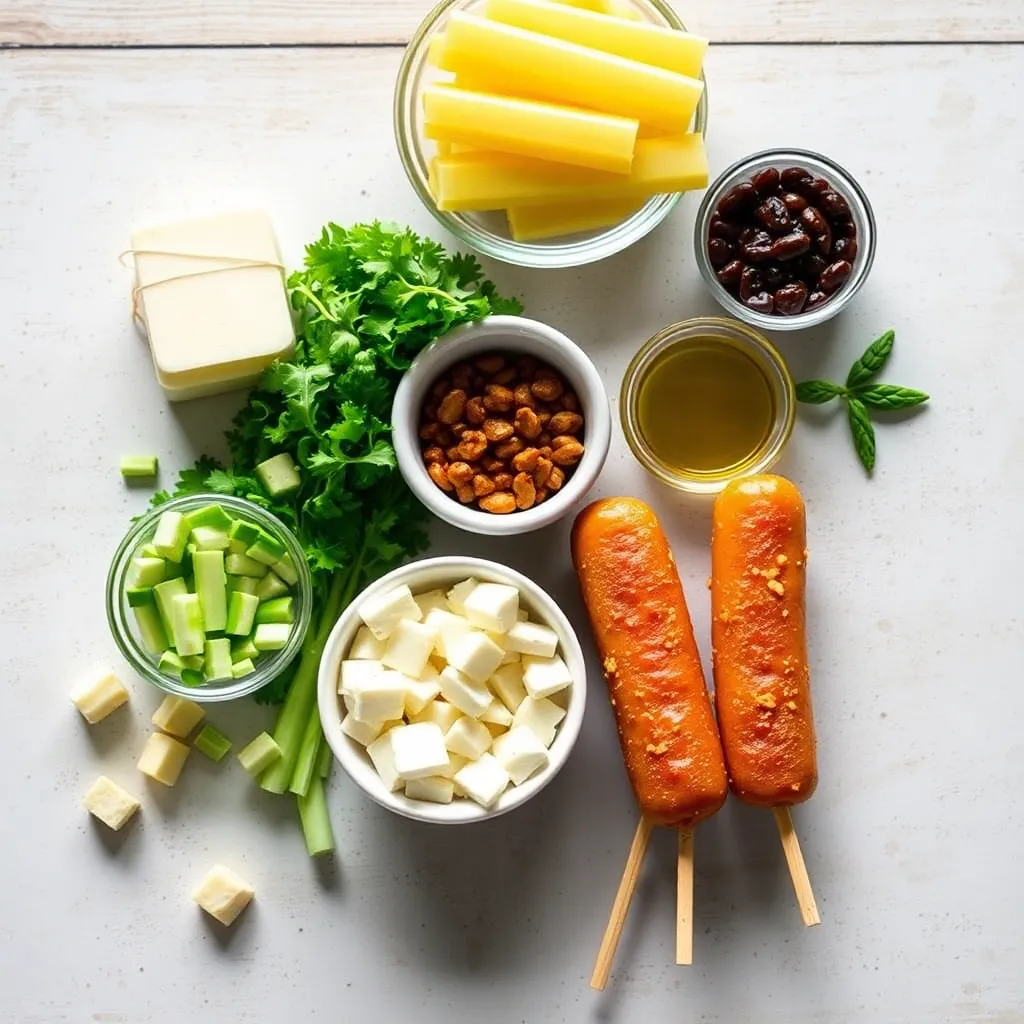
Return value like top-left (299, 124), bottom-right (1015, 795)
top-left (620, 317), bottom-right (795, 494)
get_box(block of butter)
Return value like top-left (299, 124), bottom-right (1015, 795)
top-left (131, 210), bottom-right (296, 402)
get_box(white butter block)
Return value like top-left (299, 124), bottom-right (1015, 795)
top-left (358, 584), bottom-right (422, 641)
top-left (522, 654), bottom-right (574, 699)
top-left (338, 659), bottom-right (383, 695)
top-left (381, 619), bottom-right (437, 679)
top-left (131, 211), bottom-right (295, 402)
top-left (513, 696), bottom-right (566, 747)
top-left (391, 723), bottom-right (451, 781)
top-left (481, 699), bottom-right (513, 728)
top-left (83, 776), bottom-right (141, 831)
top-left (409, 699), bottom-right (463, 733)
top-left (404, 674), bottom-right (442, 717)
top-left (344, 670), bottom-right (409, 724)
top-left (446, 577), bottom-right (478, 616)
top-left (414, 589), bottom-right (449, 618)
top-left (405, 776), bottom-right (456, 804)
top-left (137, 732), bottom-right (190, 786)
top-left (444, 716), bottom-right (492, 761)
top-left (349, 625), bottom-right (386, 661)
top-left (489, 663), bottom-right (527, 713)
top-left (492, 726), bottom-right (550, 785)
top-left (366, 731), bottom-right (403, 791)
top-left (447, 631), bottom-right (504, 684)
top-left (463, 582), bottom-right (520, 634)
top-left (438, 666), bottom-right (493, 718)
top-left (70, 668), bottom-right (130, 724)
top-left (454, 754), bottom-right (510, 809)
top-left (505, 620), bottom-right (560, 659)
top-left (151, 695), bottom-right (205, 738)
top-left (424, 608), bottom-right (473, 660)
top-left (192, 864), bottom-right (255, 927)
top-left (340, 713), bottom-right (385, 747)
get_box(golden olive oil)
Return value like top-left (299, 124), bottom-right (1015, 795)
top-left (636, 338), bottom-right (775, 477)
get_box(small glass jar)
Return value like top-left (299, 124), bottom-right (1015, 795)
top-left (106, 493), bottom-right (313, 702)
top-left (620, 317), bottom-right (796, 494)
top-left (393, 0), bottom-right (709, 269)
top-left (693, 148), bottom-right (877, 332)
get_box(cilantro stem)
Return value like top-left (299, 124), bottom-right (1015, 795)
top-left (396, 276), bottom-right (468, 307)
top-left (294, 282), bottom-right (337, 324)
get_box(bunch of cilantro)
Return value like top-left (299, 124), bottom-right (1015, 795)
top-left (153, 222), bottom-right (521, 853)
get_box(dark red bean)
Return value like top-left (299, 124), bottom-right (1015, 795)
top-left (819, 260), bottom-right (853, 294)
top-left (820, 190), bottom-right (851, 219)
top-left (707, 237), bottom-right (734, 268)
top-left (744, 292), bottom-right (775, 314)
top-left (741, 230), bottom-right (774, 263)
top-left (718, 182), bottom-right (757, 217)
top-left (805, 290), bottom-right (830, 311)
top-left (800, 253), bottom-right (828, 281)
top-left (739, 227), bottom-right (756, 246)
top-left (835, 218), bottom-right (858, 238)
top-left (762, 262), bottom-right (787, 288)
top-left (756, 196), bottom-right (791, 233)
top-left (716, 259), bottom-right (744, 288)
top-left (816, 221), bottom-right (833, 257)
top-left (782, 192), bottom-right (808, 213)
top-left (800, 206), bottom-right (828, 237)
top-left (833, 235), bottom-right (858, 262)
top-left (780, 167), bottom-right (813, 189)
top-left (751, 167), bottom-right (781, 195)
top-left (774, 282), bottom-right (809, 316)
top-left (807, 177), bottom-right (831, 197)
top-left (770, 230), bottom-right (811, 261)
top-left (739, 266), bottom-right (764, 301)
top-left (710, 217), bottom-right (744, 242)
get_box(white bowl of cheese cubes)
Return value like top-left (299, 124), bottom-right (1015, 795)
top-left (317, 556), bottom-right (586, 823)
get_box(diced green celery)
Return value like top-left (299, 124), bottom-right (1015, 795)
top-left (230, 637), bottom-right (260, 662)
top-left (140, 543), bottom-right (160, 558)
top-left (133, 604), bottom-right (169, 655)
top-left (228, 519), bottom-right (260, 546)
top-left (194, 723), bottom-right (232, 762)
top-left (238, 732), bottom-right (283, 776)
top-left (255, 571), bottom-right (288, 601)
top-left (272, 553), bottom-right (298, 585)
top-left (253, 623), bottom-right (292, 651)
top-left (153, 577), bottom-right (188, 636)
top-left (180, 668), bottom-right (205, 687)
top-left (170, 592), bottom-right (205, 656)
top-left (126, 586), bottom-right (155, 608)
top-left (163, 560), bottom-right (184, 581)
top-left (204, 637), bottom-right (233, 681)
top-left (191, 526), bottom-right (230, 551)
top-left (229, 576), bottom-right (260, 595)
top-left (225, 552), bottom-right (269, 578)
top-left (128, 557), bottom-right (165, 588)
top-left (231, 658), bottom-right (256, 678)
top-left (183, 504), bottom-right (233, 532)
top-left (246, 530), bottom-right (286, 567)
top-left (225, 591), bottom-right (259, 636)
top-left (255, 596), bottom-right (294, 625)
top-left (193, 550), bottom-right (227, 632)
top-left (256, 453), bottom-right (302, 498)
top-left (158, 650), bottom-right (185, 677)
top-left (120, 455), bottom-right (158, 478)
top-left (182, 654), bottom-right (204, 670)
top-left (152, 509), bottom-right (190, 563)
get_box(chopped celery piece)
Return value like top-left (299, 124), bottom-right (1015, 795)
top-left (120, 455), bottom-right (158, 478)
top-left (230, 637), bottom-right (260, 662)
top-left (238, 732), bottom-right (283, 776)
top-left (153, 577), bottom-right (188, 636)
top-left (133, 604), bottom-right (169, 655)
top-left (193, 550), bottom-right (227, 632)
top-left (182, 654), bottom-right (205, 670)
top-left (158, 650), bottom-right (185, 677)
top-left (272, 553), bottom-right (298, 585)
top-left (226, 591), bottom-right (259, 636)
top-left (225, 552), bottom-right (269, 578)
top-left (128, 557), bottom-right (165, 588)
top-left (255, 596), bottom-right (294, 625)
top-left (246, 530), bottom-right (286, 567)
top-left (170, 592), bottom-right (204, 657)
top-left (204, 637), bottom-right (233, 681)
top-left (152, 509), bottom-right (190, 563)
top-left (191, 526), bottom-right (230, 551)
top-left (256, 453), bottom-right (301, 498)
top-left (228, 520), bottom-right (260, 547)
top-left (231, 658), bottom-right (256, 678)
top-left (194, 724), bottom-right (232, 762)
top-left (183, 504), bottom-right (233, 532)
top-left (288, 711), bottom-right (322, 798)
top-left (255, 571), bottom-right (288, 601)
top-left (228, 575), bottom-right (260, 595)
top-left (140, 543), bottom-right (160, 558)
top-left (253, 623), bottom-right (291, 651)
top-left (297, 776), bottom-right (335, 857)
top-left (180, 667), bottom-right (205, 687)
top-left (126, 586), bottom-right (155, 608)
top-left (163, 560), bottom-right (185, 581)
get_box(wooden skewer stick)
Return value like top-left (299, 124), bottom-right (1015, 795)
top-left (675, 827), bottom-right (695, 965)
top-left (590, 816), bottom-right (654, 991)
top-left (773, 806), bottom-right (821, 927)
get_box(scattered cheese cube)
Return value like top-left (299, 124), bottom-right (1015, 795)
top-left (454, 753), bottom-right (511, 808)
top-left (505, 620), bottom-right (559, 658)
top-left (424, 608), bottom-right (473, 660)
top-left (438, 666), bottom-right (493, 718)
top-left (447, 631), bottom-right (504, 684)
top-left (492, 726), bottom-right (550, 785)
top-left (490, 662), bottom-right (528, 713)
top-left (339, 659), bottom-right (383, 695)
top-left (340, 713), bottom-right (385, 747)
top-left (349, 625), bottom-right (386, 660)
top-left (151, 695), bottom-right (205, 738)
top-left (391, 723), bottom-right (451, 781)
top-left (405, 776), bottom-right (456, 804)
top-left (191, 864), bottom-right (255, 927)
top-left (404, 674), bottom-right (442, 717)
top-left (357, 584), bottom-right (422, 640)
top-left (463, 582), bottom-right (520, 634)
top-left (409, 699), bottom-right (463, 733)
top-left (446, 577), bottom-right (479, 616)
top-left (522, 654), bottom-right (574, 699)
top-left (137, 732), bottom-right (191, 786)
top-left (481, 698), bottom-right (514, 728)
top-left (414, 589), bottom-right (449, 618)
top-left (70, 668), bottom-right (130, 724)
top-left (366, 731), bottom-right (403, 791)
top-left (513, 696), bottom-right (567, 747)
top-left (344, 669), bottom-right (409, 723)
top-left (381, 619), bottom-right (438, 679)
top-left (444, 716), bottom-right (493, 760)
top-left (83, 776), bottom-right (141, 831)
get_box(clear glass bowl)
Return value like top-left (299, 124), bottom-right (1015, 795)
top-left (693, 148), bottom-right (877, 332)
top-left (394, 0), bottom-right (709, 269)
top-left (620, 317), bottom-right (796, 494)
top-left (106, 493), bottom-right (313, 702)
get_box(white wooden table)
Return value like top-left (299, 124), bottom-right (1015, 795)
top-left (2, 4), bottom-right (1023, 1022)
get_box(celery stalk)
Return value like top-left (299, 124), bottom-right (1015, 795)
top-left (288, 711), bottom-right (323, 798)
top-left (297, 777), bottom-right (335, 857)
top-left (316, 736), bottom-right (333, 779)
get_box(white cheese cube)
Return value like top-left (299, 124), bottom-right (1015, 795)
top-left (438, 666), bottom-right (493, 718)
top-left (522, 654), bottom-right (573, 699)
top-left (463, 582), bottom-right (520, 634)
top-left (409, 699), bottom-right (463, 733)
top-left (485, 630), bottom-right (522, 666)
top-left (366, 731), bottom-right (403, 791)
top-left (444, 716), bottom-right (493, 761)
top-left (489, 663), bottom-right (527, 713)
top-left (405, 776), bottom-right (455, 804)
top-left (484, 721), bottom-right (510, 739)
top-left (447, 631), bottom-right (504, 684)
top-left (357, 584), bottom-right (422, 641)
top-left (481, 699), bottom-right (513, 728)
top-left (151, 695), bottom-right (205, 738)
top-left (414, 589), bottom-right (449, 618)
top-left (423, 608), bottom-right (473, 661)
top-left (512, 696), bottom-right (567, 747)
top-left (70, 668), bottom-right (130, 724)
top-left (344, 670), bottom-right (409, 723)
top-left (454, 754), bottom-right (511, 809)
top-left (391, 723), bottom-right (451, 781)
top-left (505, 620), bottom-right (560, 659)
top-left (340, 714), bottom-right (385, 747)
top-left (338, 659), bottom-right (383, 695)
top-left (446, 577), bottom-right (478, 616)
top-left (404, 673), bottom-right (442, 717)
top-left (381, 619), bottom-right (437, 679)
top-left (436, 752), bottom-right (469, 780)
top-left (137, 732), bottom-right (190, 786)
top-left (349, 625), bottom-right (386, 660)
top-left (191, 864), bottom-right (255, 927)
top-left (83, 776), bottom-right (141, 831)
top-left (492, 726), bottom-right (550, 785)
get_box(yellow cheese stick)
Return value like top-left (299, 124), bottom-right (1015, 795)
top-left (443, 12), bottom-right (703, 134)
top-left (427, 32), bottom-right (448, 66)
top-left (423, 87), bottom-right (638, 174)
top-left (485, 0), bottom-right (707, 77)
top-left (432, 135), bottom-right (708, 211)
top-left (506, 198), bottom-right (643, 241)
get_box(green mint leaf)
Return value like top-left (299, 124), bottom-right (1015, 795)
top-left (846, 329), bottom-right (895, 389)
top-left (796, 380), bottom-right (846, 404)
top-left (853, 384), bottom-right (930, 410)
top-left (847, 397), bottom-right (876, 473)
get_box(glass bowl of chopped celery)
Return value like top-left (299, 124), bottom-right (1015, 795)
top-left (106, 494), bottom-right (313, 702)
